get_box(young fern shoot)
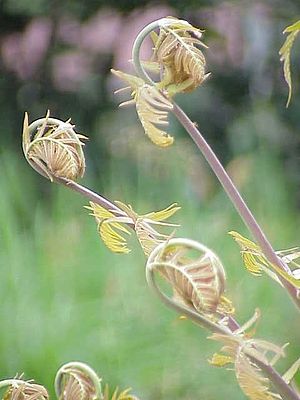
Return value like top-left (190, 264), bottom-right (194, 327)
top-left (22, 111), bottom-right (181, 256)
top-left (21, 16), bottom-right (300, 400)
top-left (110, 16), bottom-right (300, 400)
top-left (0, 378), bottom-right (49, 400)
top-left (145, 238), bottom-right (300, 400)
top-left (0, 361), bottom-right (138, 400)
top-left (279, 19), bottom-right (300, 106)
top-left (111, 16), bottom-right (300, 309)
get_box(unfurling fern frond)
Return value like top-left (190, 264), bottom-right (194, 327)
top-left (103, 385), bottom-right (139, 400)
top-left (235, 349), bottom-right (277, 400)
top-left (279, 20), bottom-right (300, 106)
top-left (2, 379), bottom-right (48, 400)
top-left (111, 69), bottom-right (174, 147)
top-left (153, 18), bottom-right (209, 94)
top-left (54, 362), bottom-right (102, 400)
top-left (58, 371), bottom-right (94, 400)
top-left (209, 309), bottom-right (260, 367)
top-left (146, 238), bottom-right (234, 315)
top-left (235, 340), bottom-right (286, 400)
top-left (87, 201), bottom-right (180, 255)
top-left (210, 334), bottom-right (286, 400)
top-left (229, 231), bottom-right (300, 289)
top-left (54, 362), bottom-right (139, 400)
top-left (23, 111), bottom-right (87, 181)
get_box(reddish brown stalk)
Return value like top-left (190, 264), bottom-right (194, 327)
top-left (172, 103), bottom-right (300, 310)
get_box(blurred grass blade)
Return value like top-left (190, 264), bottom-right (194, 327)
top-left (282, 357), bottom-right (300, 384)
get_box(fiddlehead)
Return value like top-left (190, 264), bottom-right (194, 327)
top-left (54, 362), bottom-right (102, 400)
top-left (146, 237), bottom-right (233, 315)
top-left (23, 111), bottom-right (86, 181)
top-left (0, 378), bottom-right (48, 400)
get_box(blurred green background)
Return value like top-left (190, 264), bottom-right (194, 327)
top-left (0, 0), bottom-right (299, 399)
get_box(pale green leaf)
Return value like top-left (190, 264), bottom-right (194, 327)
top-left (143, 203), bottom-right (180, 221)
top-left (88, 201), bottom-right (180, 255)
top-left (103, 385), bottom-right (139, 400)
top-left (112, 69), bottom-right (174, 147)
top-left (209, 353), bottom-right (234, 367)
top-left (230, 231), bottom-right (300, 288)
top-left (279, 20), bottom-right (300, 106)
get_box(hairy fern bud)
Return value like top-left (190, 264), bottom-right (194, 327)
top-left (146, 238), bottom-right (233, 315)
top-left (22, 111), bottom-right (87, 181)
top-left (1, 379), bottom-right (48, 400)
top-left (132, 17), bottom-right (210, 96)
top-left (153, 18), bottom-right (209, 95)
top-left (54, 362), bottom-right (102, 400)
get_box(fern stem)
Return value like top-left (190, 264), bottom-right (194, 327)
top-left (0, 379), bottom-right (27, 390)
top-left (246, 355), bottom-right (300, 400)
top-left (133, 17), bottom-right (300, 399)
top-left (172, 103), bottom-right (300, 309)
top-left (55, 177), bottom-right (124, 214)
top-left (132, 17), bottom-right (184, 85)
top-left (147, 264), bottom-right (300, 400)
top-left (146, 263), bottom-right (231, 335)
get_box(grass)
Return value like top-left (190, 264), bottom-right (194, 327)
top-left (0, 130), bottom-right (299, 399)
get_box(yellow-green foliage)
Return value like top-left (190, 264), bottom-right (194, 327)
top-left (87, 201), bottom-right (180, 255)
top-left (230, 231), bottom-right (300, 289)
top-left (279, 20), bottom-right (300, 106)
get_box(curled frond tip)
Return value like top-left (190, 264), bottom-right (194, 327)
top-left (2, 379), bottom-right (48, 400)
top-left (54, 361), bottom-right (102, 400)
top-left (146, 237), bottom-right (233, 315)
top-left (22, 111), bottom-right (87, 181)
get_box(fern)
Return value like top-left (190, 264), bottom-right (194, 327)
top-left (235, 348), bottom-right (277, 400)
top-left (111, 69), bottom-right (174, 147)
top-left (60, 372), bottom-right (93, 400)
top-left (147, 238), bottom-right (233, 315)
top-left (103, 385), bottom-right (138, 400)
top-left (279, 20), bottom-right (300, 106)
top-left (229, 231), bottom-right (300, 289)
top-left (210, 334), bottom-right (285, 400)
top-left (87, 201), bottom-right (180, 255)
top-left (153, 18), bottom-right (209, 94)
top-left (235, 339), bottom-right (286, 400)
top-left (23, 111), bottom-right (87, 181)
top-left (3, 382), bottom-right (49, 400)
